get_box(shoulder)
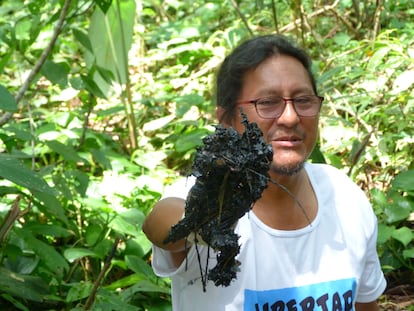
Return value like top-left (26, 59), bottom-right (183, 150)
top-left (306, 163), bottom-right (377, 233)
top-left (306, 163), bottom-right (367, 198)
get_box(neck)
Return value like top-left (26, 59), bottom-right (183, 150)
top-left (252, 168), bottom-right (317, 230)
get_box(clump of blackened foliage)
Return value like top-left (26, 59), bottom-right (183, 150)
top-left (164, 111), bottom-right (273, 290)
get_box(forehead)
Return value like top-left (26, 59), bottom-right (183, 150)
top-left (240, 55), bottom-right (314, 98)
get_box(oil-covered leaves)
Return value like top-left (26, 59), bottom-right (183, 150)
top-left (164, 111), bottom-right (273, 289)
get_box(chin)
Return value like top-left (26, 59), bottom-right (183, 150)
top-left (270, 161), bottom-right (305, 176)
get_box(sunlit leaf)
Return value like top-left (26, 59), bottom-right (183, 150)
top-left (64, 248), bottom-right (98, 263)
top-left (392, 169), bottom-right (414, 191)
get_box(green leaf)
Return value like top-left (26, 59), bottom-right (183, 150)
top-left (377, 223), bottom-right (395, 244)
top-left (33, 191), bottom-right (69, 225)
top-left (0, 84), bottom-right (17, 112)
top-left (384, 198), bottom-right (412, 223)
top-left (402, 248), bottom-right (414, 259)
top-left (41, 59), bottom-right (69, 87)
top-left (0, 154), bottom-right (57, 195)
top-left (392, 169), bottom-right (414, 191)
top-left (66, 281), bottom-right (93, 302)
top-left (110, 213), bottom-right (141, 237)
top-left (391, 226), bottom-right (414, 246)
top-left (17, 229), bottom-right (69, 272)
top-left (174, 129), bottom-right (208, 153)
top-left (25, 223), bottom-right (73, 238)
top-left (45, 140), bottom-right (86, 163)
top-left (0, 267), bottom-right (49, 302)
top-left (88, 0), bottom-right (136, 85)
top-left (63, 248), bottom-right (99, 263)
top-left (125, 255), bottom-right (156, 279)
top-left (95, 0), bottom-right (113, 13)
top-left (81, 74), bottom-right (106, 98)
top-left (72, 28), bottom-right (93, 53)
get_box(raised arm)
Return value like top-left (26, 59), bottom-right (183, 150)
top-left (142, 197), bottom-right (188, 267)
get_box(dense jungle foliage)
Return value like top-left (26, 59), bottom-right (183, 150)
top-left (0, 0), bottom-right (413, 309)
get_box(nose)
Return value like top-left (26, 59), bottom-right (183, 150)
top-left (276, 100), bottom-right (300, 127)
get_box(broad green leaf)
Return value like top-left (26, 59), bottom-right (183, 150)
top-left (66, 281), bottom-right (93, 302)
top-left (45, 140), bottom-right (86, 163)
top-left (403, 248), bottom-right (414, 259)
top-left (0, 154), bottom-right (57, 195)
top-left (391, 226), bottom-right (414, 247)
top-left (0, 84), bottom-right (17, 112)
top-left (91, 148), bottom-right (112, 170)
top-left (4, 254), bottom-right (39, 274)
top-left (377, 223), bottom-right (395, 244)
top-left (143, 115), bottom-right (175, 132)
top-left (132, 150), bottom-right (167, 170)
top-left (33, 191), bottom-right (69, 225)
top-left (41, 59), bottom-right (69, 87)
top-left (391, 69), bottom-right (414, 94)
top-left (17, 229), bottom-right (69, 272)
top-left (85, 224), bottom-right (104, 246)
top-left (63, 248), bottom-right (98, 263)
top-left (392, 169), bottom-right (414, 191)
top-left (24, 223), bottom-right (73, 238)
top-left (131, 279), bottom-right (172, 294)
top-left (105, 273), bottom-right (145, 290)
top-left (88, 0), bottom-right (136, 85)
top-left (125, 255), bottom-right (155, 279)
top-left (0, 267), bottom-right (49, 302)
top-left (95, 0), bottom-right (113, 13)
top-left (367, 46), bottom-right (391, 71)
top-left (174, 129), bottom-right (209, 153)
top-left (384, 199), bottom-right (412, 223)
top-left (81, 74), bottom-right (106, 98)
top-left (110, 214), bottom-right (141, 237)
top-left (72, 28), bottom-right (93, 53)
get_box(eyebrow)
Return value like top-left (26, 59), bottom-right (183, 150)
top-left (255, 87), bottom-right (315, 98)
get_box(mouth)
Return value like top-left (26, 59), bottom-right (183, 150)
top-left (271, 135), bottom-right (303, 147)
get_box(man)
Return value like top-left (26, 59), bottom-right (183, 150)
top-left (143, 34), bottom-right (386, 311)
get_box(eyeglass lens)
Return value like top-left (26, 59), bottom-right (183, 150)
top-left (256, 96), bottom-right (322, 118)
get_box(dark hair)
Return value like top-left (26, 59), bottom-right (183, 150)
top-left (215, 34), bottom-right (317, 123)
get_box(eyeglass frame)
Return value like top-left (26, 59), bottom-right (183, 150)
top-left (236, 95), bottom-right (324, 119)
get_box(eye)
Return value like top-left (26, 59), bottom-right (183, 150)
top-left (294, 96), bottom-right (312, 105)
top-left (257, 97), bottom-right (283, 106)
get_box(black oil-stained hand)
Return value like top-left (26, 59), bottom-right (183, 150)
top-left (164, 111), bottom-right (273, 290)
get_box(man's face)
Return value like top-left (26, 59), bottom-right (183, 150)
top-left (228, 55), bottom-right (319, 176)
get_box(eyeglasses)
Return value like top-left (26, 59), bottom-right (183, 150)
top-left (237, 95), bottom-right (324, 119)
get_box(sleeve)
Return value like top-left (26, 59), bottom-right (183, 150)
top-left (355, 212), bottom-right (387, 303)
top-left (151, 176), bottom-right (196, 276)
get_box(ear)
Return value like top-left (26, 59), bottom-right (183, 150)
top-left (216, 107), bottom-right (232, 128)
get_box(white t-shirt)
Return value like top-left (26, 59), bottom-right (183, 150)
top-left (152, 163), bottom-right (386, 311)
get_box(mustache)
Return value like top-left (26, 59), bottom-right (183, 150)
top-left (267, 128), bottom-right (306, 141)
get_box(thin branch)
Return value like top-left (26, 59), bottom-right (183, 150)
top-left (271, 0), bottom-right (279, 33)
top-left (83, 237), bottom-right (120, 310)
top-left (230, 0), bottom-right (254, 36)
top-left (372, 0), bottom-right (383, 41)
top-left (0, 195), bottom-right (31, 245)
top-left (279, 0), bottom-right (340, 33)
top-left (0, 0), bottom-right (72, 127)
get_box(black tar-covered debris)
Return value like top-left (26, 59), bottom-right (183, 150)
top-left (164, 111), bottom-right (273, 290)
